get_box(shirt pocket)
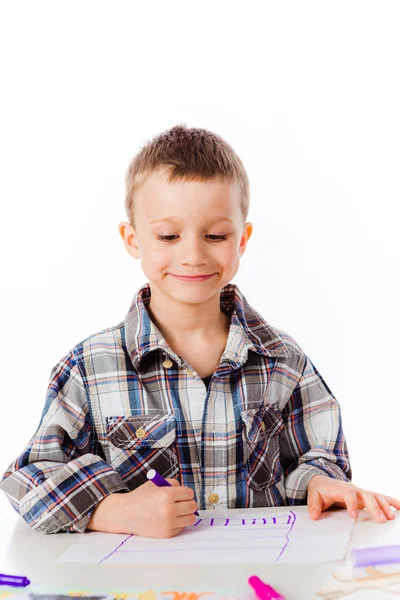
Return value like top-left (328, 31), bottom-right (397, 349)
top-left (105, 413), bottom-right (179, 487)
top-left (240, 405), bottom-right (284, 491)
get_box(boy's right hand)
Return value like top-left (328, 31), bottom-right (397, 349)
top-left (87, 478), bottom-right (198, 538)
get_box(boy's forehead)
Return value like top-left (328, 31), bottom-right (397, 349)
top-left (135, 170), bottom-right (242, 222)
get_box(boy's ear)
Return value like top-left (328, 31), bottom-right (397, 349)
top-left (239, 222), bottom-right (253, 256)
top-left (118, 222), bottom-right (141, 259)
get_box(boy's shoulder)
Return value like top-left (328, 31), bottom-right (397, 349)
top-left (266, 325), bottom-right (308, 373)
top-left (232, 284), bottom-right (307, 365)
top-left (271, 326), bottom-right (305, 357)
top-left (58, 320), bottom-right (127, 367)
top-left (45, 319), bottom-right (128, 387)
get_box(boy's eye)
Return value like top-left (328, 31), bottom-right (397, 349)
top-left (156, 234), bottom-right (228, 242)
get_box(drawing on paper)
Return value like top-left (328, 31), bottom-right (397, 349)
top-left (99, 512), bottom-right (296, 565)
top-left (57, 508), bottom-right (354, 565)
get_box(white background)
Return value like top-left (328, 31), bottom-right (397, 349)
top-left (0, 1), bottom-right (399, 505)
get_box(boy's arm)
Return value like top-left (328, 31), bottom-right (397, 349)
top-left (279, 353), bottom-right (352, 504)
top-left (0, 352), bottom-right (129, 534)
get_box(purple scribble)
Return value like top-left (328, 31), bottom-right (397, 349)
top-left (210, 518), bottom-right (214, 526)
top-left (272, 517), bottom-right (276, 524)
top-left (242, 518), bottom-right (268, 525)
top-left (224, 519), bottom-right (230, 526)
top-left (274, 510), bottom-right (296, 563)
top-left (194, 519), bottom-right (202, 526)
top-left (253, 518), bottom-right (265, 524)
top-left (99, 534), bottom-right (133, 563)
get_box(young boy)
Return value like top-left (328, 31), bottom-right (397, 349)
top-left (1, 125), bottom-right (399, 537)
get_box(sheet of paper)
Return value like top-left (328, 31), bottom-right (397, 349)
top-left (58, 507), bottom-right (354, 565)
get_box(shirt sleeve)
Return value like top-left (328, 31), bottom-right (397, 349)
top-left (279, 354), bottom-right (352, 504)
top-left (0, 352), bottom-right (129, 534)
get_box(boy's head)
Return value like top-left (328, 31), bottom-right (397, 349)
top-left (119, 124), bottom-right (253, 305)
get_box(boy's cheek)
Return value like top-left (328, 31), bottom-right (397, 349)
top-left (143, 251), bottom-right (171, 271)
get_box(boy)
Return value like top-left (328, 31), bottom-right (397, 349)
top-left (1, 125), bottom-right (399, 537)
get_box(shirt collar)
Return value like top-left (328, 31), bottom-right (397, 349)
top-left (125, 282), bottom-right (289, 373)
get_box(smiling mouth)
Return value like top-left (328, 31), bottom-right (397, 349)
top-left (170, 273), bottom-right (216, 281)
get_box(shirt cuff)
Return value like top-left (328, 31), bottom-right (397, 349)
top-left (285, 459), bottom-right (351, 504)
top-left (18, 454), bottom-right (129, 534)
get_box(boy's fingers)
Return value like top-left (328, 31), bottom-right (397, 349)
top-left (170, 484), bottom-right (195, 502)
top-left (383, 495), bottom-right (400, 511)
top-left (375, 494), bottom-right (396, 520)
top-left (175, 500), bottom-right (197, 515)
top-left (166, 478), bottom-right (181, 487)
top-left (308, 489), bottom-right (324, 519)
top-left (172, 499), bottom-right (198, 518)
top-left (359, 490), bottom-right (386, 523)
top-left (176, 512), bottom-right (198, 527)
top-left (179, 499), bottom-right (198, 515)
top-left (170, 526), bottom-right (186, 537)
top-left (343, 489), bottom-right (358, 519)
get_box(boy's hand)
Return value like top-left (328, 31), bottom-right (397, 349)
top-left (87, 478), bottom-right (198, 537)
top-left (307, 475), bottom-right (400, 522)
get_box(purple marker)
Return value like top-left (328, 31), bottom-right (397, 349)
top-left (351, 544), bottom-right (400, 567)
top-left (146, 469), bottom-right (199, 516)
top-left (0, 574), bottom-right (31, 588)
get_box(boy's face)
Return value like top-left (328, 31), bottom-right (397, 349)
top-left (119, 168), bottom-right (253, 306)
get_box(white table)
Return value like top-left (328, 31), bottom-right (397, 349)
top-left (1, 493), bottom-right (399, 599)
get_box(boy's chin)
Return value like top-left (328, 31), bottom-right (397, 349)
top-left (152, 279), bottom-right (223, 302)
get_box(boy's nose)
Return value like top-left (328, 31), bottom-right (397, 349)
top-left (179, 237), bottom-right (208, 264)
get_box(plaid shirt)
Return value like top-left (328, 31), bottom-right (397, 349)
top-left (0, 283), bottom-right (351, 534)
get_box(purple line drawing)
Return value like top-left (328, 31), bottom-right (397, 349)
top-left (276, 510), bottom-right (296, 563)
top-left (98, 511), bottom-right (297, 564)
top-left (99, 534), bottom-right (133, 564)
top-left (191, 515), bottom-right (291, 528)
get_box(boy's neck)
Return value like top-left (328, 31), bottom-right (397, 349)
top-left (146, 284), bottom-right (230, 343)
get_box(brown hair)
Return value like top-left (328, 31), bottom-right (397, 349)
top-left (124, 124), bottom-right (250, 228)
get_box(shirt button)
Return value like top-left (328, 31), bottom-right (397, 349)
top-left (187, 369), bottom-right (195, 377)
top-left (260, 421), bottom-right (266, 432)
top-left (208, 492), bottom-right (219, 504)
top-left (163, 359), bottom-right (173, 368)
top-left (135, 427), bottom-right (146, 439)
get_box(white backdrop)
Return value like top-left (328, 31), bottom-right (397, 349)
top-left (0, 1), bottom-right (399, 505)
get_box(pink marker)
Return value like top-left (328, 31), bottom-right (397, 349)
top-left (248, 575), bottom-right (286, 600)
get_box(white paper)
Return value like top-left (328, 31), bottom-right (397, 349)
top-left (58, 507), bottom-right (354, 565)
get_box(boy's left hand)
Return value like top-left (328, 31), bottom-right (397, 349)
top-left (307, 475), bottom-right (400, 522)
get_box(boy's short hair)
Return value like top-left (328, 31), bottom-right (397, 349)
top-left (124, 124), bottom-right (250, 229)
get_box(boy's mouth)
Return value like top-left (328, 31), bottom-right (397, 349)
top-left (170, 273), bottom-right (215, 281)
